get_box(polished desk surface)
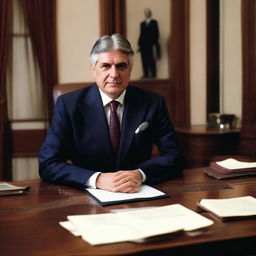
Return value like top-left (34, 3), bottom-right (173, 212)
top-left (1, 168), bottom-right (256, 256)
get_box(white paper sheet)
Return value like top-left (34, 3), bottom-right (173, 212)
top-left (60, 204), bottom-right (214, 245)
top-left (217, 158), bottom-right (256, 170)
top-left (199, 196), bottom-right (256, 218)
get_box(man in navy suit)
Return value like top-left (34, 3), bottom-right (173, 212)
top-left (39, 34), bottom-right (183, 193)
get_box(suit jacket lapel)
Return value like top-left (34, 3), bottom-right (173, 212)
top-left (118, 87), bottom-right (146, 167)
top-left (79, 84), bottom-right (113, 157)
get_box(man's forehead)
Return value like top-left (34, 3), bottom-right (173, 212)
top-left (97, 50), bottom-right (129, 63)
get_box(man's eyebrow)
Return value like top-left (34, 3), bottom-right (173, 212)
top-left (99, 62), bottom-right (111, 66)
top-left (116, 62), bottom-right (128, 65)
top-left (99, 62), bottom-right (128, 67)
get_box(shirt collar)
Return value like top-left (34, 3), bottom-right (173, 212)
top-left (99, 88), bottom-right (126, 107)
top-left (146, 18), bottom-right (152, 24)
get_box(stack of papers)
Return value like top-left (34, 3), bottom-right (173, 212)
top-left (60, 204), bottom-right (213, 245)
top-left (204, 158), bottom-right (256, 179)
top-left (197, 196), bottom-right (256, 221)
top-left (0, 182), bottom-right (30, 196)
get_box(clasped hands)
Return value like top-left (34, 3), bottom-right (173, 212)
top-left (96, 169), bottom-right (143, 193)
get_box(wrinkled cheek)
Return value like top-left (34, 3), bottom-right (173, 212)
top-left (103, 75), bottom-right (109, 84)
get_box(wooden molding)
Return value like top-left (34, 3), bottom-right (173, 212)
top-left (114, 0), bottom-right (126, 35)
top-left (240, 0), bottom-right (256, 158)
top-left (206, 0), bottom-right (220, 115)
top-left (170, 0), bottom-right (190, 128)
top-left (100, 0), bottom-right (126, 35)
top-left (100, 0), bottom-right (114, 35)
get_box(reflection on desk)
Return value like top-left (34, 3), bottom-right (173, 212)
top-left (1, 168), bottom-right (256, 256)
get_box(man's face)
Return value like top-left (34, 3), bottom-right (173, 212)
top-left (92, 50), bottom-right (132, 99)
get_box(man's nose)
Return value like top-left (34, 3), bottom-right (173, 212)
top-left (109, 66), bottom-right (119, 78)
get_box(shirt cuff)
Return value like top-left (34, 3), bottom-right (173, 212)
top-left (85, 172), bottom-right (101, 188)
top-left (138, 169), bottom-right (146, 182)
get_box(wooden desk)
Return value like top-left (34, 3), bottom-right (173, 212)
top-left (1, 169), bottom-right (256, 256)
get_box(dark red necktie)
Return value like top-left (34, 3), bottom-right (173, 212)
top-left (109, 100), bottom-right (120, 154)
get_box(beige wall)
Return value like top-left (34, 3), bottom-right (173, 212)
top-left (57, 0), bottom-right (100, 83)
top-left (220, 0), bottom-right (242, 123)
top-left (190, 0), bottom-right (207, 125)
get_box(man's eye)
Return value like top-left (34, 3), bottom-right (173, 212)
top-left (116, 63), bottom-right (128, 70)
top-left (101, 64), bottom-right (111, 69)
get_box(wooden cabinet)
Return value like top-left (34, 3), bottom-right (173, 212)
top-left (176, 125), bottom-right (240, 168)
top-left (240, 0), bottom-right (256, 160)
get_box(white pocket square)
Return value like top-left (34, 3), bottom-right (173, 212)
top-left (135, 122), bottom-right (149, 134)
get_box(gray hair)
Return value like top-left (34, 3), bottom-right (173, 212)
top-left (89, 33), bottom-right (134, 67)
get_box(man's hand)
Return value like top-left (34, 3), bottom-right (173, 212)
top-left (96, 169), bottom-right (143, 193)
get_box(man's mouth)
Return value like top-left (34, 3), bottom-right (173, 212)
top-left (108, 81), bottom-right (121, 85)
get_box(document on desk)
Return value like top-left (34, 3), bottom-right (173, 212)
top-left (60, 204), bottom-right (214, 245)
top-left (0, 182), bottom-right (30, 196)
top-left (85, 184), bottom-right (169, 206)
top-left (198, 196), bottom-right (256, 220)
top-left (204, 158), bottom-right (256, 179)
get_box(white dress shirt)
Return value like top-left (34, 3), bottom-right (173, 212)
top-left (85, 88), bottom-right (146, 188)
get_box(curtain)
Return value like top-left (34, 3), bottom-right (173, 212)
top-left (21, 0), bottom-right (58, 121)
top-left (7, 0), bottom-right (45, 181)
top-left (0, 0), bottom-right (12, 180)
top-left (8, 0), bottom-right (44, 120)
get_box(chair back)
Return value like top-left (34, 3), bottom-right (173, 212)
top-left (53, 82), bottom-right (91, 102)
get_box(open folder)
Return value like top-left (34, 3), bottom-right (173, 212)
top-left (86, 185), bottom-right (169, 206)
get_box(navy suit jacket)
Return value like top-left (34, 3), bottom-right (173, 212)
top-left (39, 84), bottom-right (183, 189)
